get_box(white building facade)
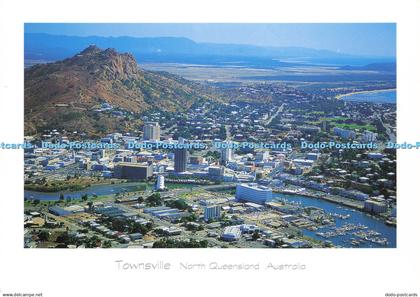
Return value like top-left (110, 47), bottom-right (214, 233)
top-left (235, 183), bottom-right (272, 204)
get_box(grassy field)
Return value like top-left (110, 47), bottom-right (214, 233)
top-left (334, 123), bottom-right (376, 132)
top-left (310, 116), bottom-right (376, 132)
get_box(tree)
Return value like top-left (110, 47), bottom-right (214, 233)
top-left (103, 240), bottom-right (112, 248)
top-left (252, 231), bottom-right (261, 241)
top-left (85, 235), bottom-right (101, 248)
top-left (56, 232), bottom-right (71, 245)
top-left (81, 194), bottom-right (88, 202)
top-left (38, 230), bottom-right (50, 241)
top-left (146, 193), bottom-right (162, 207)
top-left (111, 218), bottom-right (126, 232)
top-left (180, 213), bottom-right (197, 223)
top-left (129, 222), bottom-right (153, 235)
top-left (152, 238), bottom-right (208, 248)
top-left (166, 199), bottom-right (189, 210)
top-left (87, 201), bottom-right (94, 211)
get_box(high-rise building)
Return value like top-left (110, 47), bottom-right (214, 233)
top-left (156, 175), bottom-right (165, 190)
top-left (204, 205), bottom-right (221, 221)
top-left (220, 141), bottom-right (233, 165)
top-left (174, 148), bottom-right (188, 173)
top-left (235, 183), bottom-right (272, 204)
top-left (143, 122), bottom-right (161, 141)
top-left (174, 138), bottom-right (188, 173)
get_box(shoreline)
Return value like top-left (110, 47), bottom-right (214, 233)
top-left (335, 88), bottom-right (396, 100)
top-left (274, 189), bottom-right (363, 211)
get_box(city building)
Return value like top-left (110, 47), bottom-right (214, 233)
top-left (255, 151), bottom-right (269, 162)
top-left (235, 183), bottom-right (272, 204)
top-left (156, 226), bottom-right (182, 236)
top-left (204, 205), bottom-right (221, 222)
top-left (114, 162), bottom-right (153, 180)
top-left (156, 175), bottom-right (165, 190)
top-left (362, 131), bottom-right (377, 143)
top-left (364, 197), bottom-right (388, 214)
top-left (368, 152), bottom-right (384, 159)
top-left (174, 148), bottom-right (188, 173)
top-left (298, 125), bottom-right (321, 134)
top-left (221, 226), bottom-right (241, 241)
top-left (306, 153), bottom-right (319, 161)
top-left (129, 233), bottom-right (143, 241)
top-left (333, 127), bottom-right (356, 139)
top-left (220, 141), bottom-right (233, 165)
top-left (143, 122), bottom-right (161, 141)
top-left (48, 206), bottom-right (72, 216)
top-left (208, 166), bottom-right (225, 177)
top-left (321, 120), bottom-right (330, 132)
top-left (292, 158), bottom-right (314, 167)
top-left (189, 156), bottom-right (203, 165)
top-left (144, 206), bottom-right (188, 221)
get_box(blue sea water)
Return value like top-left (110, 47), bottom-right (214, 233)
top-left (342, 89), bottom-right (396, 104)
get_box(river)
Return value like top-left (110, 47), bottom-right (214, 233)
top-left (24, 182), bottom-right (151, 201)
top-left (24, 184), bottom-right (396, 248)
top-left (24, 181), bottom-right (195, 201)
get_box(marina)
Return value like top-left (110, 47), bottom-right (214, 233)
top-left (274, 193), bottom-right (396, 248)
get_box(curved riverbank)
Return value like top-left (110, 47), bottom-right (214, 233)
top-left (24, 182), bottom-right (150, 201)
top-left (24, 178), bottom-right (127, 193)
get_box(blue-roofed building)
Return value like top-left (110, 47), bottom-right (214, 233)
top-left (49, 206), bottom-right (72, 216)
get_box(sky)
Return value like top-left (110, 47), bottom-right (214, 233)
top-left (25, 23), bottom-right (396, 57)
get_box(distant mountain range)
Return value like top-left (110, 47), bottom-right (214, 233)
top-left (24, 45), bottom-right (216, 136)
top-left (25, 33), bottom-right (395, 68)
top-left (340, 63), bottom-right (396, 72)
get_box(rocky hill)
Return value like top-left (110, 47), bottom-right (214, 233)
top-left (24, 45), bottom-right (215, 136)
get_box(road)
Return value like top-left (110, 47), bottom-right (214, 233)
top-left (265, 103), bottom-right (285, 126)
top-left (225, 124), bottom-right (231, 140)
top-left (376, 114), bottom-right (396, 143)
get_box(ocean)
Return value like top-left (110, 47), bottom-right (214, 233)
top-left (342, 89), bottom-right (396, 104)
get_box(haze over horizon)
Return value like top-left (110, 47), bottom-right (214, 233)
top-left (25, 23), bottom-right (396, 57)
